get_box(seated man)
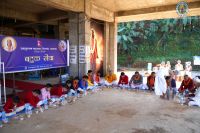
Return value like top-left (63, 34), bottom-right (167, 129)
top-left (147, 72), bottom-right (155, 91)
top-left (93, 71), bottom-right (103, 86)
top-left (104, 70), bottom-right (117, 86)
top-left (178, 75), bottom-right (195, 97)
top-left (3, 95), bottom-right (25, 116)
top-left (129, 71), bottom-right (146, 90)
top-left (17, 89), bottom-right (42, 110)
top-left (118, 72), bottom-right (129, 89)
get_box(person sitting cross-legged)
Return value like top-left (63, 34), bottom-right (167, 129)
top-left (118, 72), bottom-right (129, 89)
top-left (79, 75), bottom-right (89, 95)
top-left (147, 72), bottom-right (155, 91)
top-left (104, 70), bottom-right (117, 87)
top-left (87, 70), bottom-right (96, 91)
top-left (71, 77), bottom-right (84, 98)
top-left (93, 71), bottom-right (104, 86)
top-left (129, 71), bottom-right (146, 90)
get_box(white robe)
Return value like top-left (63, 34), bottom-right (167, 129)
top-left (189, 88), bottom-right (200, 107)
top-left (155, 69), bottom-right (167, 96)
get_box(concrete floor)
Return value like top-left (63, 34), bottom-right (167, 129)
top-left (1, 89), bottom-right (200, 133)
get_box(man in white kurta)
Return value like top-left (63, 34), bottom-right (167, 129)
top-left (155, 68), bottom-right (167, 97)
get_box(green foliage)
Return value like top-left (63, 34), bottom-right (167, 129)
top-left (117, 16), bottom-right (200, 68)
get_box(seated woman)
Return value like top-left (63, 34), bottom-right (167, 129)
top-left (147, 72), bottom-right (155, 91)
top-left (104, 70), bottom-right (117, 87)
top-left (118, 72), bottom-right (129, 89)
top-left (3, 95), bottom-right (25, 117)
top-left (129, 71), bottom-right (146, 90)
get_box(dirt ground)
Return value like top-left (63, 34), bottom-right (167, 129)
top-left (1, 88), bottom-right (200, 133)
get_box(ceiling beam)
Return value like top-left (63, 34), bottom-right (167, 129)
top-left (13, 21), bottom-right (58, 28)
top-left (31, 0), bottom-right (84, 12)
top-left (0, 6), bottom-right (38, 22)
top-left (14, 10), bottom-right (68, 27)
top-left (85, 0), bottom-right (114, 22)
top-left (116, 1), bottom-right (200, 22)
top-left (39, 10), bottom-right (68, 22)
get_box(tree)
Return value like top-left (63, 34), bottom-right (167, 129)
top-left (117, 16), bottom-right (200, 67)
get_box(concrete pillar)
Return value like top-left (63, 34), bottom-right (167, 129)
top-left (69, 12), bottom-right (79, 77)
top-left (69, 12), bottom-right (116, 77)
top-left (105, 22), bottom-right (117, 74)
top-left (109, 22), bottom-right (117, 74)
top-left (103, 22), bottom-right (110, 75)
top-left (69, 12), bottom-right (90, 77)
top-left (78, 13), bottom-right (91, 77)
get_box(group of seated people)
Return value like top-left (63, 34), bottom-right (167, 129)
top-left (1, 68), bottom-right (199, 127)
top-left (153, 65), bottom-right (200, 106)
top-left (118, 71), bottom-right (149, 90)
top-left (118, 68), bottom-right (200, 107)
top-left (0, 69), bottom-right (119, 126)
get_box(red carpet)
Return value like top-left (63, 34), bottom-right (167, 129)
top-left (3, 79), bottom-right (45, 91)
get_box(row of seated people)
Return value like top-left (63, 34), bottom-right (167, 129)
top-left (1, 70), bottom-right (199, 125)
top-left (93, 70), bottom-right (150, 90)
top-left (81, 69), bottom-right (200, 107)
top-left (0, 72), bottom-right (105, 125)
top-left (119, 70), bottom-right (200, 107)
top-left (0, 69), bottom-right (126, 123)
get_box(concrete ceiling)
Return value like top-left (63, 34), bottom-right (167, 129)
top-left (1, 0), bottom-right (53, 14)
top-left (0, 0), bottom-right (69, 25)
top-left (92, 0), bottom-right (200, 12)
top-left (0, 0), bottom-right (200, 23)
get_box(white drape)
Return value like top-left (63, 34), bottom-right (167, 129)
top-left (155, 68), bottom-right (167, 96)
